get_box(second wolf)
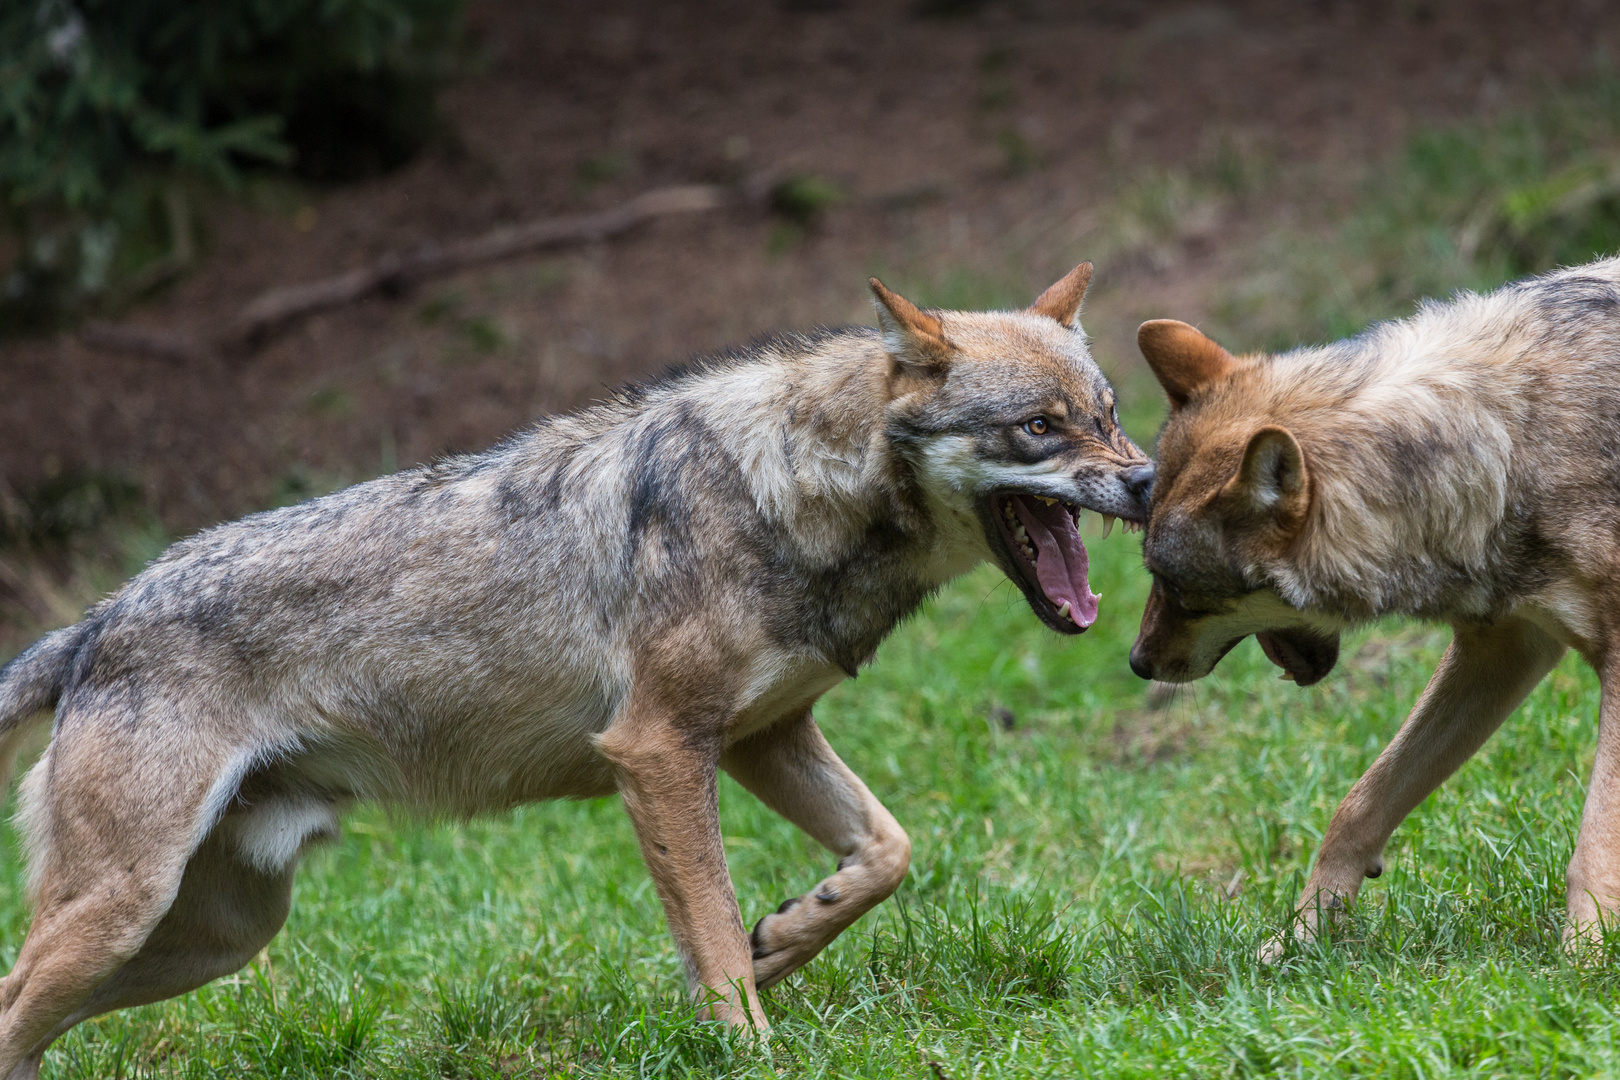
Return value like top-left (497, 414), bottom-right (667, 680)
top-left (0, 265), bottom-right (1151, 1075)
top-left (1127, 256), bottom-right (1620, 954)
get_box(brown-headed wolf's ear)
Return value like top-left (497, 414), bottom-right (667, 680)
top-left (1222, 426), bottom-right (1310, 533)
top-left (1137, 319), bottom-right (1235, 409)
top-left (870, 277), bottom-right (952, 389)
top-left (1028, 262), bottom-right (1092, 327)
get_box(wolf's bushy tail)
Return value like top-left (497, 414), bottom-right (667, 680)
top-left (0, 624), bottom-right (84, 793)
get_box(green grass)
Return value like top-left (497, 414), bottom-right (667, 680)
top-left (11, 520), bottom-right (1618, 1077)
top-left (18, 68), bottom-right (1620, 1080)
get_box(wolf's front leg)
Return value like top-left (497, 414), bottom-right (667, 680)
top-left (595, 704), bottom-right (765, 1030)
top-left (1263, 617), bottom-right (1562, 961)
top-left (721, 711), bottom-right (911, 989)
top-left (1566, 659), bottom-right (1620, 947)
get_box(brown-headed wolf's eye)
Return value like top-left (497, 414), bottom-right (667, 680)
top-left (1023, 417), bottom-right (1049, 436)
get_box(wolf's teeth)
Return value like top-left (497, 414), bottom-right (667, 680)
top-left (1100, 514), bottom-right (1115, 539)
top-left (1037, 496), bottom-right (1057, 506)
top-left (1057, 600), bottom-right (1072, 621)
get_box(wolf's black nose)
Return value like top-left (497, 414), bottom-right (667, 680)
top-left (1128, 644), bottom-right (1154, 680)
top-left (1121, 463), bottom-right (1155, 509)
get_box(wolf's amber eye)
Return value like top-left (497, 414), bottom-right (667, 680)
top-left (1023, 417), bottom-right (1049, 436)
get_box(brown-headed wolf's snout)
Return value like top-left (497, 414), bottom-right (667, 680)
top-left (1127, 579), bottom-right (1221, 682)
top-left (1127, 587), bottom-right (1165, 681)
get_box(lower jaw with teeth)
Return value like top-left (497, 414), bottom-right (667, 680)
top-left (1001, 499), bottom-right (1084, 626)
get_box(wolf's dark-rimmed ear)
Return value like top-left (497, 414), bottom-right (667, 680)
top-left (1137, 319), bottom-right (1235, 409)
top-left (870, 277), bottom-right (953, 387)
top-left (1222, 426), bottom-right (1310, 533)
top-left (1028, 262), bottom-right (1092, 327)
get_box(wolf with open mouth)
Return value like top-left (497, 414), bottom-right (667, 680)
top-left (0, 262), bottom-right (1149, 1072)
top-left (1125, 258), bottom-right (1620, 962)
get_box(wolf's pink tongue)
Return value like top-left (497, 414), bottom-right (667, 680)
top-left (1012, 496), bottom-right (1100, 628)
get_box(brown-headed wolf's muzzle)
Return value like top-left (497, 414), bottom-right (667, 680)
top-left (1128, 579), bottom-right (1340, 685)
top-left (1127, 579), bottom-right (1241, 682)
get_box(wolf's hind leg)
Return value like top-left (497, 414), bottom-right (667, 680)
top-left (0, 724), bottom-right (258, 1077)
top-left (721, 711), bottom-right (911, 990)
top-left (1263, 617), bottom-right (1562, 961)
top-left (38, 817), bottom-right (301, 1050)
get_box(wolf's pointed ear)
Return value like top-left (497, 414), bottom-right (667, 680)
top-left (1028, 262), bottom-right (1093, 327)
top-left (870, 277), bottom-right (952, 385)
top-left (1222, 426), bottom-right (1310, 532)
top-left (1137, 319), bottom-right (1235, 409)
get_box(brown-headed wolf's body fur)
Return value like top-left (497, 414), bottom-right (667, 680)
top-left (1128, 257), bottom-right (1620, 956)
top-left (0, 267), bottom-right (1151, 1076)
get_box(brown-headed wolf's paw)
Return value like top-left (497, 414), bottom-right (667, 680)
top-left (1258, 891), bottom-right (1350, 964)
top-left (1561, 888), bottom-right (1620, 962)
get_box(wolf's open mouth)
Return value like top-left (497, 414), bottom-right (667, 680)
top-left (1255, 628), bottom-right (1340, 686)
top-left (993, 493), bottom-right (1137, 633)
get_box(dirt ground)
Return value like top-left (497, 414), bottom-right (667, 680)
top-left (2, 0), bottom-right (1617, 536)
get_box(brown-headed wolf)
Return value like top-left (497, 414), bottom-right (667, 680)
top-left (0, 265), bottom-right (1151, 1073)
top-left (1127, 257), bottom-right (1620, 957)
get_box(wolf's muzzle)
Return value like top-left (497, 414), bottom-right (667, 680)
top-left (1121, 463), bottom-right (1155, 520)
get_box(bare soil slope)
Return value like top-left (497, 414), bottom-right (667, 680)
top-left (2, 0), bottom-right (1615, 530)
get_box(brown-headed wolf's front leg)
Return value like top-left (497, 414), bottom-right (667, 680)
top-left (721, 711), bottom-right (911, 989)
top-left (594, 701), bottom-right (765, 1030)
top-left (1263, 617), bottom-right (1563, 960)
top-left (1565, 656), bottom-right (1620, 946)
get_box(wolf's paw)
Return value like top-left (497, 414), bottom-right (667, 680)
top-left (1561, 904), bottom-right (1616, 964)
top-left (751, 881), bottom-right (851, 990)
top-left (1257, 931), bottom-right (1291, 964)
top-left (750, 897), bottom-right (810, 989)
top-left (1258, 891), bottom-right (1349, 963)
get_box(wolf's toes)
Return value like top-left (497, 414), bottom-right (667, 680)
top-left (750, 898), bottom-right (799, 959)
top-left (749, 898), bottom-right (807, 989)
top-left (1257, 932), bottom-right (1290, 964)
top-left (1258, 919), bottom-right (1322, 964)
top-left (1259, 890), bottom-right (1351, 962)
top-left (1561, 913), bottom-right (1611, 964)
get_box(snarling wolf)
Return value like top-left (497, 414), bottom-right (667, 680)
top-left (1127, 257), bottom-right (1620, 956)
top-left (0, 265), bottom-right (1150, 1072)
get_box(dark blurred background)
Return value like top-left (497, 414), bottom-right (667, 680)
top-left (3, 0), bottom-right (1620, 647)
